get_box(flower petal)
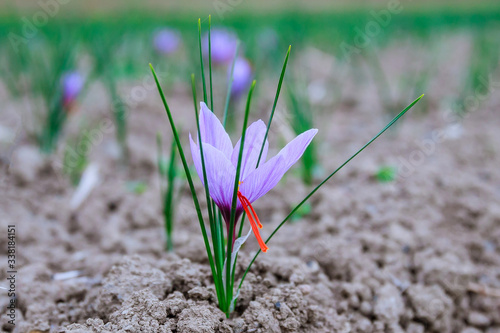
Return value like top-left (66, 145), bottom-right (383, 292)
top-left (240, 128), bottom-right (318, 203)
top-left (277, 128), bottom-right (318, 170)
top-left (239, 154), bottom-right (286, 203)
top-left (190, 134), bottom-right (236, 208)
top-left (199, 102), bottom-right (233, 158)
top-left (231, 119), bottom-right (269, 180)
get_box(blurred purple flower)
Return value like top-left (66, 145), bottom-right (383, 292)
top-left (189, 102), bottom-right (318, 251)
top-left (153, 28), bottom-right (181, 55)
top-left (203, 28), bottom-right (238, 65)
top-left (229, 57), bottom-right (252, 97)
top-left (62, 71), bottom-right (84, 111)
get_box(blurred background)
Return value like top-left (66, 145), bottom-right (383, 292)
top-left (1, 0), bottom-right (500, 178)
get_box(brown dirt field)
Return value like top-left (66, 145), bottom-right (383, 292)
top-left (1, 42), bottom-right (500, 332)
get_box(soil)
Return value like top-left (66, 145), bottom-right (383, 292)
top-left (1, 44), bottom-right (500, 333)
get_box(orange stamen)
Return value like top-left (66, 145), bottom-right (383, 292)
top-left (239, 194), bottom-right (263, 229)
top-left (237, 191), bottom-right (268, 253)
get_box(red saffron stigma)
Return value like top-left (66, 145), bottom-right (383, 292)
top-left (237, 191), bottom-right (268, 253)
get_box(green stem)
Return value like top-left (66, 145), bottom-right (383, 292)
top-left (198, 18), bottom-right (208, 104)
top-left (225, 80), bottom-right (256, 317)
top-left (150, 63), bottom-right (218, 300)
top-left (164, 139), bottom-right (177, 252)
top-left (190, 73), bottom-right (225, 307)
top-left (208, 15), bottom-right (214, 111)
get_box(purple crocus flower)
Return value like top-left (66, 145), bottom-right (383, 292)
top-left (202, 28), bottom-right (238, 65)
top-left (229, 57), bottom-right (252, 97)
top-left (62, 71), bottom-right (84, 112)
top-left (190, 102), bottom-right (318, 252)
top-left (153, 28), bottom-right (181, 55)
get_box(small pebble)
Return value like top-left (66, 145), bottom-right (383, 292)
top-left (349, 294), bottom-right (360, 308)
top-left (356, 317), bottom-right (372, 332)
top-left (468, 311), bottom-right (491, 327)
top-left (360, 301), bottom-right (372, 316)
top-left (298, 284), bottom-right (312, 295)
top-left (10, 146), bottom-right (44, 184)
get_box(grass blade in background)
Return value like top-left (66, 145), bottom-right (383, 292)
top-left (157, 134), bottom-right (178, 252)
top-left (87, 30), bottom-right (128, 161)
top-left (286, 79), bottom-right (318, 185)
top-left (256, 45), bottom-right (291, 167)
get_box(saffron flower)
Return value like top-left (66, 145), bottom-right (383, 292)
top-left (202, 28), bottom-right (238, 65)
top-left (62, 71), bottom-right (84, 112)
top-left (190, 102), bottom-right (318, 252)
top-left (229, 57), bottom-right (252, 97)
top-left (153, 28), bottom-right (181, 55)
